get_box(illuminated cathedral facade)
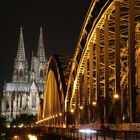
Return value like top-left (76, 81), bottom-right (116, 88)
top-left (1, 27), bottom-right (47, 122)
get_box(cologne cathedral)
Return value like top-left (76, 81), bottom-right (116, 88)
top-left (1, 27), bottom-right (47, 122)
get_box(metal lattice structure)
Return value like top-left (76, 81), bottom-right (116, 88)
top-left (65, 0), bottom-right (140, 125)
top-left (38, 0), bottom-right (140, 128)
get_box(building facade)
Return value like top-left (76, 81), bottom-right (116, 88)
top-left (1, 27), bottom-right (47, 122)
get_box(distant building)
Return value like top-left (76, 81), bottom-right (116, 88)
top-left (1, 27), bottom-right (47, 122)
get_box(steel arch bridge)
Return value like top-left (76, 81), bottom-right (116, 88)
top-left (37, 0), bottom-right (140, 128)
top-left (37, 55), bottom-right (71, 126)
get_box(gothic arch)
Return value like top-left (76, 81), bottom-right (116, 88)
top-left (19, 68), bottom-right (23, 77)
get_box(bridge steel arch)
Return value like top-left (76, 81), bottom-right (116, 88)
top-left (37, 55), bottom-right (71, 126)
top-left (65, 0), bottom-right (140, 128)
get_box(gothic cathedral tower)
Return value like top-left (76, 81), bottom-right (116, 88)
top-left (1, 27), bottom-right (47, 122)
top-left (12, 27), bottom-right (28, 83)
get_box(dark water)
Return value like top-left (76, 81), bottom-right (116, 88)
top-left (0, 133), bottom-right (72, 140)
top-left (1, 127), bottom-right (70, 140)
top-left (2, 134), bottom-right (66, 140)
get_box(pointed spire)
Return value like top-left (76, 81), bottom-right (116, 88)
top-left (37, 27), bottom-right (45, 61)
top-left (31, 52), bottom-right (34, 71)
top-left (17, 26), bottom-right (26, 61)
top-left (30, 52), bottom-right (35, 82)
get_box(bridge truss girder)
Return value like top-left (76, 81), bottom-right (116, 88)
top-left (65, 0), bottom-right (140, 125)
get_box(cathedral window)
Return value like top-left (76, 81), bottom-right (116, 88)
top-left (40, 69), bottom-right (43, 78)
top-left (6, 104), bottom-right (9, 109)
top-left (19, 69), bottom-right (23, 77)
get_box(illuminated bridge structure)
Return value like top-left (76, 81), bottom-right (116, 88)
top-left (37, 0), bottom-right (140, 130)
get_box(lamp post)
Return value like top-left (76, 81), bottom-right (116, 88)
top-left (79, 106), bottom-right (83, 124)
top-left (92, 101), bottom-right (97, 123)
top-left (59, 113), bottom-right (62, 127)
top-left (70, 109), bottom-right (74, 126)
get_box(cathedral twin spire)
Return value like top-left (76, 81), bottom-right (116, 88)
top-left (13, 26), bottom-right (46, 83)
top-left (16, 26), bottom-right (46, 62)
top-left (2, 26), bottom-right (47, 121)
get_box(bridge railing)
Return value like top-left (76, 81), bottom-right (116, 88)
top-left (45, 127), bottom-right (140, 140)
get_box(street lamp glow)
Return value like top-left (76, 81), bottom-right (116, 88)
top-left (92, 101), bottom-right (97, 106)
top-left (13, 135), bottom-right (19, 139)
top-left (114, 94), bottom-right (119, 99)
top-left (59, 113), bottom-right (62, 116)
top-left (7, 124), bottom-right (10, 128)
top-left (70, 109), bottom-right (74, 113)
top-left (18, 123), bottom-right (24, 128)
top-left (79, 106), bottom-right (83, 110)
top-left (28, 134), bottom-right (37, 140)
top-left (79, 129), bottom-right (97, 134)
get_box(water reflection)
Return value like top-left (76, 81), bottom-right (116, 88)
top-left (6, 133), bottom-right (64, 140)
top-left (28, 134), bottom-right (37, 140)
top-left (13, 135), bottom-right (20, 140)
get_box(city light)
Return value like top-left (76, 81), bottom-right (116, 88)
top-left (7, 124), bottom-right (10, 128)
top-left (114, 94), bottom-right (119, 99)
top-left (18, 123), bottom-right (24, 128)
top-left (13, 135), bottom-right (19, 140)
top-left (79, 129), bottom-right (97, 134)
top-left (92, 101), bottom-right (97, 106)
top-left (28, 134), bottom-right (37, 140)
top-left (70, 109), bottom-right (74, 113)
top-left (79, 106), bottom-right (83, 110)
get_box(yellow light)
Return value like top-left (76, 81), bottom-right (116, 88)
top-left (70, 109), bottom-right (74, 113)
top-left (13, 135), bottom-right (19, 139)
top-left (73, 104), bottom-right (75, 106)
top-left (92, 101), bottom-right (97, 106)
top-left (59, 113), bottom-right (62, 116)
top-left (79, 106), bottom-right (83, 110)
top-left (7, 125), bottom-right (10, 128)
top-left (28, 134), bottom-right (37, 140)
top-left (63, 124), bottom-right (66, 128)
top-left (114, 94), bottom-right (119, 99)
top-left (18, 123), bottom-right (24, 128)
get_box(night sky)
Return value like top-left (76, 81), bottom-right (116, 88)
top-left (0, 0), bottom-right (91, 96)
